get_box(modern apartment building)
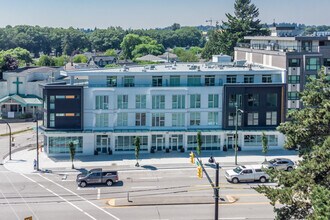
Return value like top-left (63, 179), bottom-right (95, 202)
top-left (235, 26), bottom-right (330, 109)
top-left (41, 63), bottom-right (286, 155)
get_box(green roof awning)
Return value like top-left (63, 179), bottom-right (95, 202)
top-left (0, 94), bottom-right (42, 106)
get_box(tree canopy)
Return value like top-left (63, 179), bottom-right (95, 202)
top-left (256, 68), bottom-right (330, 219)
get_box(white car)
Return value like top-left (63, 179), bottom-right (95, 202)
top-left (225, 165), bottom-right (270, 184)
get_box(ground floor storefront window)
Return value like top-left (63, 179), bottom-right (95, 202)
top-left (244, 134), bottom-right (278, 146)
top-left (187, 135), bottom-right (220, 151)
top-left (115, 136), bottom-right (148, 151)
top-left (48, 136), bottom-right (83, 154)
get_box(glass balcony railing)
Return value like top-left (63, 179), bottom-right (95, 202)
top-left (236, 43), bottom-right (320, 53)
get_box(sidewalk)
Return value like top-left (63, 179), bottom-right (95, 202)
top-left (3, 147), bottom-right (299, 174)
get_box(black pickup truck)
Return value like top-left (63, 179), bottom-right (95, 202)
top-left (76, 169), bottom-right (119, 187)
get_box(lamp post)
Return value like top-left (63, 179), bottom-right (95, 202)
top-left (34, 114), bottom-right (39, 171)
top-left (235, 105), bottom-right (243, 165)
top-left (208, 156), bottom-right (220, 220)
top-left (1, 120), bottom-right (12, 160)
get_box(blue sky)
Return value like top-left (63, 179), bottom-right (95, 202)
top-left (0, 0), bottom-right (329, 29)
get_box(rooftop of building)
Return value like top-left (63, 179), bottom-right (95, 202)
top-left (4, 66), bottom-right (59, 76)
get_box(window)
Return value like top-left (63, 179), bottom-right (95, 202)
top-left (170, 76), bottom-right (180, 86)
top-left (117, 95), bottom-right (128, 109)
top-left (229, 94), bottom-right (242, 108)
top-left (288, 75), bottom-right (300, 84)
top-left (172, 113), bottom-right (185, 127)
top-left (190, 94), bottom-right (201, 108)
top-left (288, 92), bottom-right (299, 100)
top-left (50, 95), bottom-right (55, 109)
top-left (152, 95), bottom-right (165, 109)
top-left (95, 113), bottom-right (109, 127)
top-left (244, 135), bottom-right (278, 146)
top-left (124, 76), bottom-right (135, 87)
top-left (262, 75), bottom-right (272, 83)
top-left (187, 135), bottom-right (220, 151)
top-left (266, 111), bottom-right (277, 125)
top-left (247, 94), bottom-right (259, 107)
top-left (208, 112), bottom-right (218, 125)
top-left (115, 136), bottom-right (148, 151)
top-left (228, 112), bottom-right (242, 126)
top-left (205, 75), bottom-right (215, 86)
top-left (95, 95), bottom-right (109, 109)
top-left (190, 112), bottom-right (200, 125)
top-left (50, 113), bottom-right (55, 127)
top-left (172, 95), bottom-right (185, 109)
top-left (208, 94), bottom-right (219, 108)
top-left (152, 76), bottom-right (162, 87)
top-left (226, 75), bottom-right (236, 83)
top-left (135, 113), bottom-right (146, 126)
top-left (188, 75), bottom-right (201, 86)
top-left (247, 112), bottom-right (259, 125)
top-left (106, 76), bottom-right (117, 87)
top-left (324, 58), bottom-right (330, 66)
top-left (152, 113), bottom-right (165, 126)
top-left (266, 93), bottom-right (277, 107)
top-left (244, 75), bottom-right (254, 83)
top-left (306, 57), bottom-right (320, 71)
top-left (243, 170), bottom-right (253, 174)
top-left (49, 136), bottom-right (83, 154)
top-left (135, 95), bottom-right (146, 109)
top-left (117, 113), bottom-right (128, 126)
top-left (288, 59), bottom-right (300, 67)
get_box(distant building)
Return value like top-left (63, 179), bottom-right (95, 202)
top-left (136, 54), bottom-right (167, 63)
top-left (235, 25), bottom-right (330, 110)
top-left (158, 52), bottom-right (178, 62)
top-left (88, 55), bottom-right (117, 67)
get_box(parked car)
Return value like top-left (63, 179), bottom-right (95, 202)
top-left (262, 158), bottom-right (295, 171)
top-left (225, 165), bottom-right (270, 183)
top-left (76, 168), bottom-right (119, 187)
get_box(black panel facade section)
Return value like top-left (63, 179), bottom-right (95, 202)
top-left (223, 84), bottom-right (285, 130)
top-left (43, 85), bottom-right (83, 130)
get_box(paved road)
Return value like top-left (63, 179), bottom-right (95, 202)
top-left (0, 165), bottom-right (275, 220)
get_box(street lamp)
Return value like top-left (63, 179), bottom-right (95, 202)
top-left (1, 120), bottom-right (12, 160)
top-left (208, 156), bottom-right (221, 220)
top-left (235, 104), bottom-right (244, 165)
top-left (34, 114), bottom-right (39, 171)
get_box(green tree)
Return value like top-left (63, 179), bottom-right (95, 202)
top-left (196, 131), bottom-right (202, 156)
top-left (69, 142), bottom-right (76, 169)
top-left (261, 132), bottom-right (268, 161)
top-left (134, 136), bottom-right (141, 167)
top-left (73, 54), bottom-right (88, 63)
top-left (104, 49), bottom-right (117, 57)
top-left (120, 34), bottom-right (142, 59)
top-left (256, 69), bottom-right (330, 220)
top-left (53, 55), bottom-right (69, 66)
top-left (37, 55), bottom-right (55, 66)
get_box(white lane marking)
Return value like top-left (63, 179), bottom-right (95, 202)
top-left (38, 174), bottom-right (120, 220)
top-left (0, 191), bottom-right (20, 220)
top-left (77, 187), bottom-right (98, 191)
top-left (21, 173), bottom-right (97, 220)
top-left (131, 186), bottom-right (158, 189)
top-left (4, 173), bottom-right (40, 220)
top-left (138, 177), bottom-right (163, 180)
top-left (97, 188), bottom-right (101, 200)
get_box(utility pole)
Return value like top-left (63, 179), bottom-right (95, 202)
top-left (214, 162), bottom-right (220, 220)
top-left (34, 114), bottom-right (39, 171)
top-left (235, 104), bottom-right (244, 165)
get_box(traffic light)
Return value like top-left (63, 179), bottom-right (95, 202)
top-left (190, 151), bottom-right (195, 164)
top-left (197, 166), bottom-right (203, 179)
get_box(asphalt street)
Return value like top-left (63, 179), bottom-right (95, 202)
top-left (0, 164), bottom-right (275, 220)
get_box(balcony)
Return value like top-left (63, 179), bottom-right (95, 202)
top-left (236, 43), bottom-right (320, 53)
top-left (88, 82), bottom-right (224, 88)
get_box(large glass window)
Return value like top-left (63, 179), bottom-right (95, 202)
top-left (115, 136), bottom-right (148, 151)
top-left (170, 76), bottom-right (180, 86)
top-left (244, 135), bottom-right (278, 146)
top-left (152, 113), bottom-right (165, 126)
top-left (247, 112), bottom-right (259, 125)
top-left (188, 75), bottom-right (201, 86)
top-left (226, 75), bottom-right (236, 83)
top-left (262, 75), bottom-right (272, 83)
top-left (172, 113), bottom-right (185, 127)
top-left (288, 59), bottom-right (300, 67)
top-left (190, 94), bottom-right (201, 108)
top-left (117, 112), bottom-right (128, 126)
top-left (135, 95), bottom-right (146, 109)
top-left (49, 95), bottom-right (55, 110)
top-left (117, 95), bottom-right (128, 109)
top-left (229, 94), bottom-right (242, 108)
top-left (152, 95), bottom-right (165, 109)
top-left (124, 76), bottom-right (135, 87)
top-left (95, 95), bottom-right (109, 109)
top-left (187, 135), bottom-right (220, 151)
top-left (247, 94), bottom-right (259, 107)
top-left (95, 113), bottom-right (109, 127)
top-left (324, 58), bottom-right (330, 66)
top-left (208, 94), bottom-right (219, 108)
top-left (106, 76), bottom-right (117, 87)
top-left (228, 112), bottom-right (242, 126)
top-left (152, 76), bottom-right (162, 87)
top-left (288, 92), bottom-right (299, 100)
top-left (49, 136), bottom-right (83, 154)
top-left (288, 75), bottom-right (300, 84)
top-left (135, 113), bottom-right (146, 126)
top-left (244, 75), bottom-right (254, 83)
top-left (205, 75), bottom-right (215, 86)
top-left (306, 57), bottom-right (320, 71)
top-left (266, 93), bottom-right (277, 107)
top-left (50, 113), bottom-right (55, 127)
top-left (208, 112), bottom-right (218, 125)
top-left (266, 111), bottom-right (277, 125)
top-left (172, 95), bottom-right (185, 109)
top-left (190, 112), bottom-right (200, 125)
